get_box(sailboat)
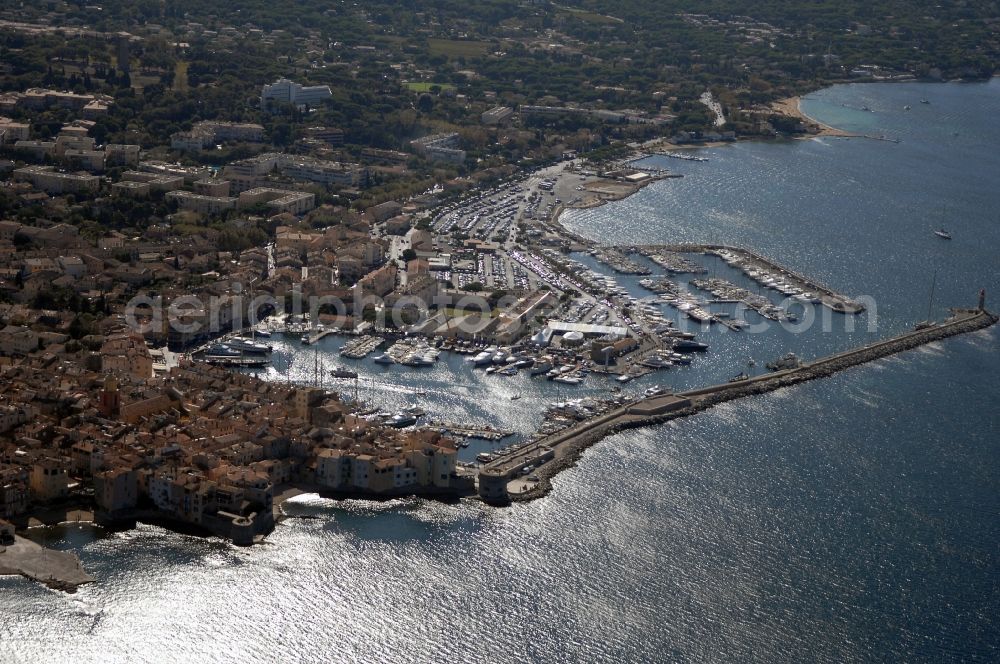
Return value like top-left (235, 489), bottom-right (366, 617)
top-left (933, 205), bottom-right (953, 239)
top-left (914, 270), bottom-right (938, 330)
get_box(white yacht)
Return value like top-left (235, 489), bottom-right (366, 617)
top-left (470, 351), bottom-right (494, 367)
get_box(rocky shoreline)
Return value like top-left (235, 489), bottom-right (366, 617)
top-left (0, 535), bottom-right (94, 592)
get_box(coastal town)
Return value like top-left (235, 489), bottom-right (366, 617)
top-left (0, 1), bottom-right (997, 595)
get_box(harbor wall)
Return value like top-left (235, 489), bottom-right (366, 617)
top-left (503, 309), bottom-right (997, 504)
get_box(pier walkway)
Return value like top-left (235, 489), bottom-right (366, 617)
top-left (636, 243), bottom-right (867, 314)
top-left (0, 535), bottom-right (94, 591)
top-left (303, 329), bottom-right (337, 345)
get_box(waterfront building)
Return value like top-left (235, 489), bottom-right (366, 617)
top-left (94, 467), bottom-right (139, 513)
top-left (493, 290), bottom-right (558, 344)
top-left (0, 466), bottom-right (29, 519)
top-left (358, 262), bottom-right (398, 298)
top-left (29, 458), bottom-right (70, 502)
top-left (315, 448), bottom-right (349, 488)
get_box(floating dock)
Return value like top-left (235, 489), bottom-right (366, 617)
top-left (303, 329), bottom-right (338, 345)
top-left (590, 247), bottom-right (651, 275)
top-left (636, 244), bottom-right (866, 314)
top-left (425, 421), bottom-right (515, 441)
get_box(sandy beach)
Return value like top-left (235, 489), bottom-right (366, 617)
top-left (770, 96), bottom-right (857, 137)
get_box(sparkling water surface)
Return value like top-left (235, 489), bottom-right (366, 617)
top-left (2, 81), bottom-right (998, 663)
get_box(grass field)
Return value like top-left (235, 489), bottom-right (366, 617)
top-left (558, 8), bottom-right (623, 25)
top-left (173, 60), bottom-right (189, 92)
top-left (427, 38), bottom-right (491, 58)
top-left (443, 307), bottom-right (495, 319)
top-left (404, 81), bottom-right (456, 92)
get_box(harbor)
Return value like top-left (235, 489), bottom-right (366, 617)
top-left (215, 229), bottom-right (891, 448)
top-left (589, 247), bottom-right (651, 275)
top-left (425, 421), bottom-right (514, 441)
top-left (479, 305), bottom-right (998, 504)
top-left (631, 244), bottom-right (867, 314)
top-left (5, 79), bottom-right (996, 663)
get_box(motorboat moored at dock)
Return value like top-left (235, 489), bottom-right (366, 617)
top-left (470, 351), bottom-right (494, 367)
top-left (672, 339), bottom-right (709, 352)
top-left (386, 412), bottom-right (418, 428)
top-left (225, 337), bottom-right (272, 354)
top-left (204, 343), bottom-right (242, 357)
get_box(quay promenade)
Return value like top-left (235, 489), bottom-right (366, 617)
top-left (479, 306), bottom-right (997, 504)
top-left (0, 535), bottom-right (94, 592)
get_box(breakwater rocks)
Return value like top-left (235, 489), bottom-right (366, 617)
top-left (505, 309), bottom-right (996, 504)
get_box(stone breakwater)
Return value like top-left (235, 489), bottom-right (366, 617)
top-left (0, 535), bottom-right (95, 592)
top-left (506, 309), bottom-right (997, 503)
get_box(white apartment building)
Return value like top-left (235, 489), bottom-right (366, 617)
top-left (237, 187), bottom-right (315, 216)
top-left (165, 190), bottom-right (237, 215)
top-left (260, 78), bottom-right (332, 109)
top-left (13, 165), bottom-right (100, 194)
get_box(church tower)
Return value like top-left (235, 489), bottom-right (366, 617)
top-left (99, 375), bottom-right (121, 418)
